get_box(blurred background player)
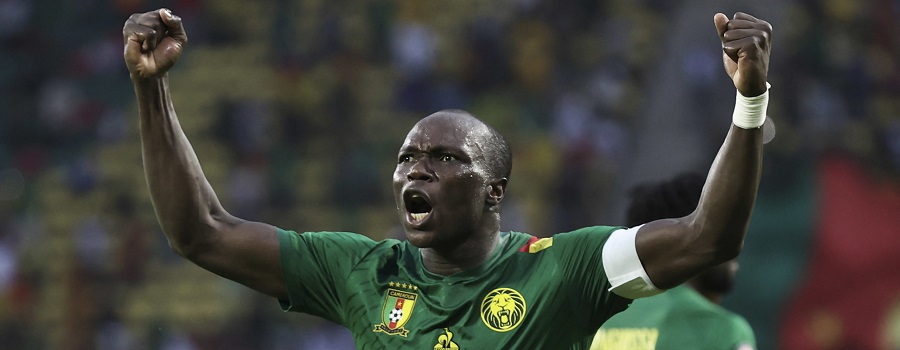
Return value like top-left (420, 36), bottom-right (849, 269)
top-left (592, 172), bottom-right (755, 350)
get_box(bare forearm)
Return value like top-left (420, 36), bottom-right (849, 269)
top-left (134, 75), bottom-right (232, 255)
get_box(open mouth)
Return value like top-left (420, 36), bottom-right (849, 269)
top-left (404, 191), bottom-right (433, 223)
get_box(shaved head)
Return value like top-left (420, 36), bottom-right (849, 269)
top-left (420, 109), bottom-right (512, 181)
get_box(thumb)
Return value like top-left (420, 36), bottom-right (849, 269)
top-left (714, 13), bottom-right (739, 63)
top-left (713, 13), bottom-right (729, 43)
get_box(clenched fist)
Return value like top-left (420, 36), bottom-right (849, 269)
top-left (714, 13), bottom-right (772, 97)
top-left (123, 8), bottom-right (188, 81)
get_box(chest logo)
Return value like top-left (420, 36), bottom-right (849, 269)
top-left (480, 287), bottom-right (527, 332)
top-left (373, 286), bottom-right (418, 337)
top-left (433, 328), bottom-right (460, 350)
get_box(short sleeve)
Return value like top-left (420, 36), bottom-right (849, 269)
top-left (601, 225), bottom-right (664, 299)
top-left (550, 226), bottom-right (632, 328)
top-left (277, 228), bottom-right (376, 324)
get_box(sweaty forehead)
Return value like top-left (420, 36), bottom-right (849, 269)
top-left (403, 112), bottom-right (490, 150)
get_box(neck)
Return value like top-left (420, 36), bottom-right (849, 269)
top-left (688, 280), bottom-right (724, 304)
top-left (420, 229), bottom-right (501, 276)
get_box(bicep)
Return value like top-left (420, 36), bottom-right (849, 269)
top-left (189, 216), bottom-right (287, 300)
top-left (633, 218), bottom-right (710, 289)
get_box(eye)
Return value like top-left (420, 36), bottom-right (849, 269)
top-left (398, 155), bottom-right (412, 164)
top-left (439, 154), bottom-right (455, 162)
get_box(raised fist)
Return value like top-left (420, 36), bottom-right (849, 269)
top-left (714, 13), bottom-right (772, 97)
top-left (123, 8), bottom-right (188, 80)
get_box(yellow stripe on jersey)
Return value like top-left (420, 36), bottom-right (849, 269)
top-left (591, 328), bottom-right (659, 350)
top-left (528, 238), bottom-right (553, 253)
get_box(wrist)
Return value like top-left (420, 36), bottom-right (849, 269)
top-left (131, 74), bottom-right (167, 90)
top-left (732, 82), bottom-right (770, 129)
top-left (131, 71), bottom-right (167, 84)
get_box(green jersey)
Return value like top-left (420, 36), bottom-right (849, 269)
top-left (277, 226), bottom-right (631, 349)
top-left (591, 285), bottom-right (755, 350)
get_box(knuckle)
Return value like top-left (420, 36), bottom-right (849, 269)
top-left (752, 37), bottom-right (765, 50)
top-left (751, 36), bottom-right (762, 45)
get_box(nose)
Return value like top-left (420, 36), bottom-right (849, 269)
top-left (407, 159), bottom-right (434, 182)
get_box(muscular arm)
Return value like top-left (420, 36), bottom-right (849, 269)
top-left (125, 9), bottom-right (286, 299)
top-left (634, 12), bottom-right (771, 289)
top-left (636, 126), bottom-right (762, 289)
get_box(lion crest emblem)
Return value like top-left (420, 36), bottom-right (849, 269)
top-left (480, 287), bottom-right (527, 332)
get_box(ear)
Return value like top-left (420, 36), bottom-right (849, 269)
top-left (485, 178), bottom-right (508, 208)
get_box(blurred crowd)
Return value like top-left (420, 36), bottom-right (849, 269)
top-left (0, 0), bottom-right (896, 349)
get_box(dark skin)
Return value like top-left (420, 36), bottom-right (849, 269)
top-left (123, 8), bottom-right (769, 301)
top-left (393, 111), bottom-right (507, 275)
top-left (124, 9), bottom-right (285, 299)
top-left (635, 12), bottom-right (770, 289)
top-left (689, 260), bottom-right (739, 304)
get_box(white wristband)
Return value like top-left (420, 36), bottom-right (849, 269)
top-left (732, 82), bottom-right (771, 129)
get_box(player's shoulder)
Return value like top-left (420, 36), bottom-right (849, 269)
top-left (502, 228), bottom-right (613, 256)
top-left (550, 225), bottom-right (624, 242)
top-left (697, 307), bottom-right (751, 329)
top-left (663, 289), bottom-right (736, 320)
top-left (723, 310), bottom-right (754, 336)
top-left (665, 301), bottom-right (753, 339)
top-left (704, 310), bottom-right (755, 348)
top-left (495, 231), bottom-right (547, 255)
top-left (548, 225), bottom-right (625, 248)
top-left (697, 297), bottom-right (751, 329)
top-left (277, 228), bottom-right (386, 252)
top-left (279, 229), bottom-right (375, 241)
top-left (556, 225), bottom-right (624, 237)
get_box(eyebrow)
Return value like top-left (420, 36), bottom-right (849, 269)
top-left (398, 144), bottom-right (472, 161)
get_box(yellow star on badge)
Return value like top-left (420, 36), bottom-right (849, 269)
top-left (389, 282), bottom-right (395, 287)
top-left (413, 285), bottom-right (418, 290)
top-left (402, 283), bottom-right (408, 289)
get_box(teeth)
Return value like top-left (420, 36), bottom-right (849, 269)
top-left (411, 213), bottom-right (427, 221)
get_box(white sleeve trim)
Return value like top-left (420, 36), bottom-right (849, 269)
top-left (602, 225), bottom-right (664, 299)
